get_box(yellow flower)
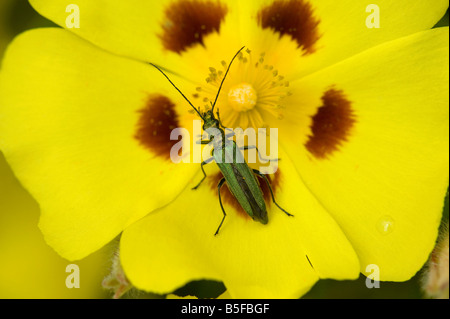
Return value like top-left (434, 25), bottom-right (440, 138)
top-left (0, 153), bottom-right (109, 298)
top-left (0, 0), bottom-right (448, 298)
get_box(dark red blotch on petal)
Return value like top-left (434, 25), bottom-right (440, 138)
top-left (257, 0), bottom-right (321, 55)
top-left (135, 94), bottom-right (180, 160)
top-left (209, 170), bottom-right (281, 220)
top-left (305, 88), bottom-right (356, 159)
top-left (160, 0), bottom-right (228, 54)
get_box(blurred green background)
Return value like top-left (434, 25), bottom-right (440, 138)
top-left (0, 0), bottom-right (448, 299)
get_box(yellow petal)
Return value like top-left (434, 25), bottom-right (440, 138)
top-left (121, 146), bottom-right (359, 298)
top-left (0, 153), bottom-right (109, 298)
top-left (280, 27), bottom-right (449, 281)
top-left (236, 0), bottom-right (449, 78)
top-left (0, 28), bottom-right (200, 260)
top-left (29, 0), bottom-right (240, 70)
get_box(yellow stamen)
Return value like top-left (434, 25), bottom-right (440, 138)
top-left (197, 49), bottom-right (291, 129)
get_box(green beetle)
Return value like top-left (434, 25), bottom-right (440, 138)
top-left (151, 47), bottom-right (293, 235)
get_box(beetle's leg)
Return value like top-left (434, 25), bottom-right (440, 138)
top-left (215, 108), bottom-right (234, 133)
top-left (252, 169), bottom-right (293, 217)
top-left (241, 145), bottom-right (280, 163)
top-left (197, 134), bottom-right (233, 147)
top-left (216, 110), bottom-right (226, 129)
top-left (196, 139), bottom-right (212, 145)
top-left (225, 131), bottom-right (236, 139)
top-left (215, 178), bottom-right (227, 236)
top-left (192, 157), bottom-right (214, 190)
top-left (192, 139), bottom-right (216, 189)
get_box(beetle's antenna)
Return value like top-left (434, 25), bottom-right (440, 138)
top-left (149, 63), bottom-right (204, 120)
top-left (211, 46), bottom-right (246, 113)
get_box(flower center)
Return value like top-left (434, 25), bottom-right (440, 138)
top-left (228, 83), bottom-right (258, 112)
top-left (193, 49), bottom-right (291, 130)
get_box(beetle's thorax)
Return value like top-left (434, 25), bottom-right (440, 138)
top-left (202, 110), bottom-right (220, 131)
top-left (201, 110), bottom-right (227, 149)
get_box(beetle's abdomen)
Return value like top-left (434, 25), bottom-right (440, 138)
top-left (214, 142), bottom-right (268, 224)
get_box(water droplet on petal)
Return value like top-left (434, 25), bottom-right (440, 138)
top-left (377, 216), bottom-right (395, 235)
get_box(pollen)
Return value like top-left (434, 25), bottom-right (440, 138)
top-left (228, 83), bottom-right (258, 112)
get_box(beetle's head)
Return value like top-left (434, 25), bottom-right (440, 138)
top-left (202, 109), bottom-right (220, 130)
